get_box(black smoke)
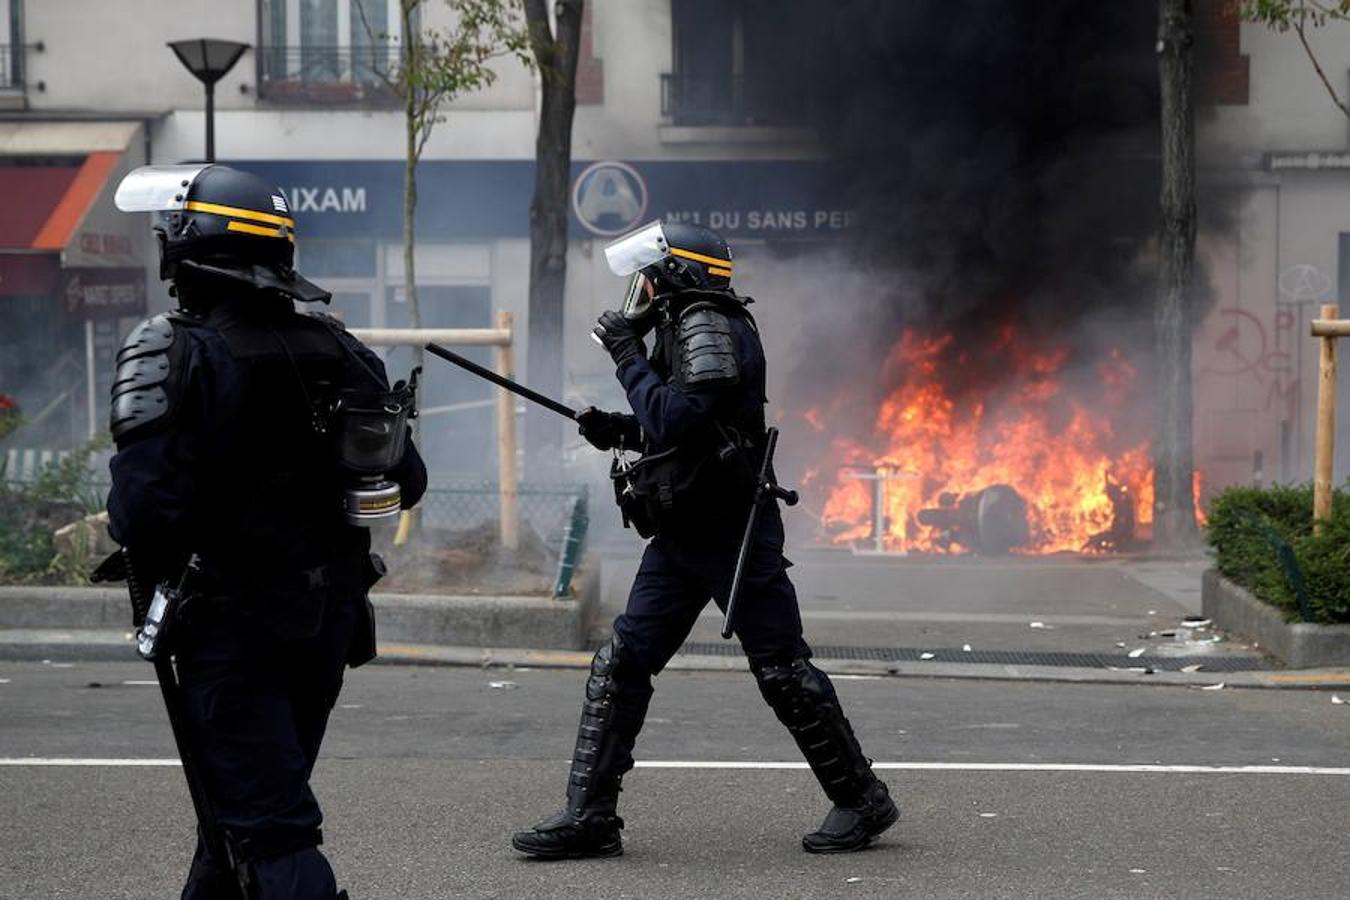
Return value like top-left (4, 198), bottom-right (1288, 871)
top-left (776, 0), bottom-right (1168, 420)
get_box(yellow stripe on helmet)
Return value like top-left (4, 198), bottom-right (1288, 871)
top-left (186, 200), bottom-right (296, 229)
top-left (226, 220), bottom-right (294, 242)
top-left (706, 266), bottom-right (732, 278)
top-left (669, 246), bottom-right (733, 269)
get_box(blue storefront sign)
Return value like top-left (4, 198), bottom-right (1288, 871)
top-left (235, 159), bottom-right (852, 242)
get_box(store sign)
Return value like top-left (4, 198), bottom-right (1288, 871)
top-left (1268, 151), bottom-right (1350, 171)
top-left (241, 159), bottom-right (853, 241)
top-left (572, 161), bottom-right (649, 236)
top-left (61, 268), bottom-right (146, 321)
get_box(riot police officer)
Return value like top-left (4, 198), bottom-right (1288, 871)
top-left (511, 222), bottom-right (897, 859)
top-left (107, 164), bottom-right (426, 899)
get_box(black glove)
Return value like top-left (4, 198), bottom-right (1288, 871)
top-left (594, 310), bottom-right (645, 368)
top-left (577, 407), bottom-right (640, 451)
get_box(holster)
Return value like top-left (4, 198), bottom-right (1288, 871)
top-left (346, 552), bottom-right (386, 668)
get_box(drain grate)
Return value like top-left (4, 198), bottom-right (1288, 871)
top-left (664, 642), bottom-right (1272, 672)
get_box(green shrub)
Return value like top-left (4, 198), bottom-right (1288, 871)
top-left (1206, 483), bottom-right (1350, 624)
top-left (0, 436), bottom-right (110, 585)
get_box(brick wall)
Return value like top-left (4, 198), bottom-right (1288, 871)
top-left (575, 3), bottom-right (604, 106)
top-left (1197, 0), bottom-right (1250, 105)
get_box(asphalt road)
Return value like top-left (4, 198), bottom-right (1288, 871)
top-left (2, 661), bottom-right (1348, 899)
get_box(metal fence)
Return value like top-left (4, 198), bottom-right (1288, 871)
top-left (2, 452), bottom-right (584, 554)
top-left (257, 45), bottom-right (399, 105)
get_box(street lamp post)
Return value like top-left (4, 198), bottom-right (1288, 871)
top-left (167, 39), bottom-right (250, 162)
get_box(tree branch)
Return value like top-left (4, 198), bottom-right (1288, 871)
top-left (1294, 19), bottom-right (1350, 117)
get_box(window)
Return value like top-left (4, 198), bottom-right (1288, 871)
top-left (664, 0), bottom-right (825, 127)
top-left (1, 0), bottom-right (22, 91)
top-left (258, 0), bottom-right (399, 104)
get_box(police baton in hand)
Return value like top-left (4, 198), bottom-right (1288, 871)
top-left (721, 428), bottom-right (799, 640)
top-left (424, 343), bottom-right (578, 420)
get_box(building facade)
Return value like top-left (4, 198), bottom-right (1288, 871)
top-left (1, 0), bottom-right (1348, 500)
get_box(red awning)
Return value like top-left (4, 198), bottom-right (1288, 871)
top-left (0, 152), bottom-right (123, 251)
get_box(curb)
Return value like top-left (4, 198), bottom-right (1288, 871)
top-left (0, 582), bottom-right (599, 652)
top-left (1203, 570), bottom-right (1350, 669)
top-left (5, 630), bottom-right (1348, 690)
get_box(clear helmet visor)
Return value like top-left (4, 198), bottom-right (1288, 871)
top-left (113, 164), bottom-right (212, 213)
top-left (603, 221), bottom-right (670, 277)
top-left (621, 273), bottom-right (655, 321)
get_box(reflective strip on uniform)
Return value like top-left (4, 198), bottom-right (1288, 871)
top-left (185, 200), bottom-right (296, 229)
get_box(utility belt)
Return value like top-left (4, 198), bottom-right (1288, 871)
top-left (95, 546), bottom-right (386, 667)
top-left (610, 423), bottom-right (762, 538)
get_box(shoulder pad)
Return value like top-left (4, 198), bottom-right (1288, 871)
top-left (109, 314), bottom-right (189, 443)
top-left (305, 310), bottom-right (349, 332)
top-left (676, 302), bottom-right (739, 390)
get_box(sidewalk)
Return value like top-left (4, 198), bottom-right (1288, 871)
top-left (3, 551), bottom-right (1346, 689)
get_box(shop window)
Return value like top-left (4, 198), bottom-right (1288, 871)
top-left (663, 0), bottom-right (825, 127)
top-left (384, 284), bottom-right (495, 480)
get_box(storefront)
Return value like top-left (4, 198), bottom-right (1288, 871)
top-left (0, 121), bottom-right (148, 448)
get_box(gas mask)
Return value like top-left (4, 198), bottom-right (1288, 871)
top-left (332, 369), bottom-right (419, 526)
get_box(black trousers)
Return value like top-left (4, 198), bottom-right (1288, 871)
top-left (613, 506), bottom-right (811, 674)
top-left (174, 592), bottom-right (358, 900)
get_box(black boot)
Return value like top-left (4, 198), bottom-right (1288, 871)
top-left (512, 635), bottom-right (653, 860)
top-left (753, 658), bottom-right (900, 853)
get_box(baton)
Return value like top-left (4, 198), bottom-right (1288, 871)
top-left (425, 343), bottom-right (578, 420)
top-left (721, 428), bottom-right (800, 640)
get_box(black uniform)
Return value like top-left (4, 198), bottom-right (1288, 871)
top-left (513, 251), bottom-right (897, 858)
top-left (108, 295), bottom-right (425, 898)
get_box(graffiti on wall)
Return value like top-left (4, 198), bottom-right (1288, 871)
top-left (1200, 265), bottom-right (1331, 422)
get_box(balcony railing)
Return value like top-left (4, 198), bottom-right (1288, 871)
top-left (257, 45), bottom-right (399, 106)
top-left (660, 72), bottom-right (808, 128)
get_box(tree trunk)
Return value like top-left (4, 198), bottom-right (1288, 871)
top-left (1154, 0), bottom-right (1200, 550)
top-left (402, 1), bottom-right (424, 390)
top-left (523, 0), bottom-right (583, 463)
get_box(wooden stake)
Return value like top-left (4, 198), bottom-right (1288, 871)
top-left (1313, 303), bottom-right (1339, 533)
top-left (496, 310), bottom-right (520, 550)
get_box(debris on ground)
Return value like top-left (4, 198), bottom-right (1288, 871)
top-left (1201, 682), bottom-right (1225, 691)
top-left (1127, 647), bottom-right (1146, 658)
top-left (487, 680), bottom-right (518, 691)
top-left (919, 652), bottom-right (936, 660)
top-left (375, 522), bottom-right (556, 595)
top-left (1180, 664), bottom-right (1203, 673)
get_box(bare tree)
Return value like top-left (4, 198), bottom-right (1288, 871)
top-left (360, 0), bottom-right (531, 384)
top-left (1241, 0), bottom-right (1350, 117)
top-left (1154, 0), bottom-right (1202, 549)
top-left (521, 0), bottom-right (583, 460)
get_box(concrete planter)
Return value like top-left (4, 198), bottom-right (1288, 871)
top-left (1202, 569), bottom-right (1350, 669)
top-left (0, 576), bottom-right (597, 652)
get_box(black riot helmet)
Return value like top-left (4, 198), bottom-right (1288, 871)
top-left (604, 221), bottom-right (734, 320)
top-left (114, 164), bottom-right (330, 304)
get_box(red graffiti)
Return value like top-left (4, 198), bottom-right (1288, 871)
top-left (1202, 307), bottom-right (1299, 418)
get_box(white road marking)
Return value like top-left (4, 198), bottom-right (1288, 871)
top-left (633, 761), bottom-right (1350, 776)
top-left (121, 680), bottom-right (158, 686)
top-left (0, 759), bottom-right (181, 767)
top-left (1, 759), bottom-right (1347, 776)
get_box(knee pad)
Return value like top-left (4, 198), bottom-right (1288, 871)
top-left (586, 633), bottom-right (654, 706)
top-left (229, 826), bottom-right (324, 864)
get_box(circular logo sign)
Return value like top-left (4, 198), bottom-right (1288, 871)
top-left (572, 161), bottom-right (648, 237)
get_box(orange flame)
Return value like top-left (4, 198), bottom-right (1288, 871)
top-left (816, 326), bottom-right (1161, 554)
